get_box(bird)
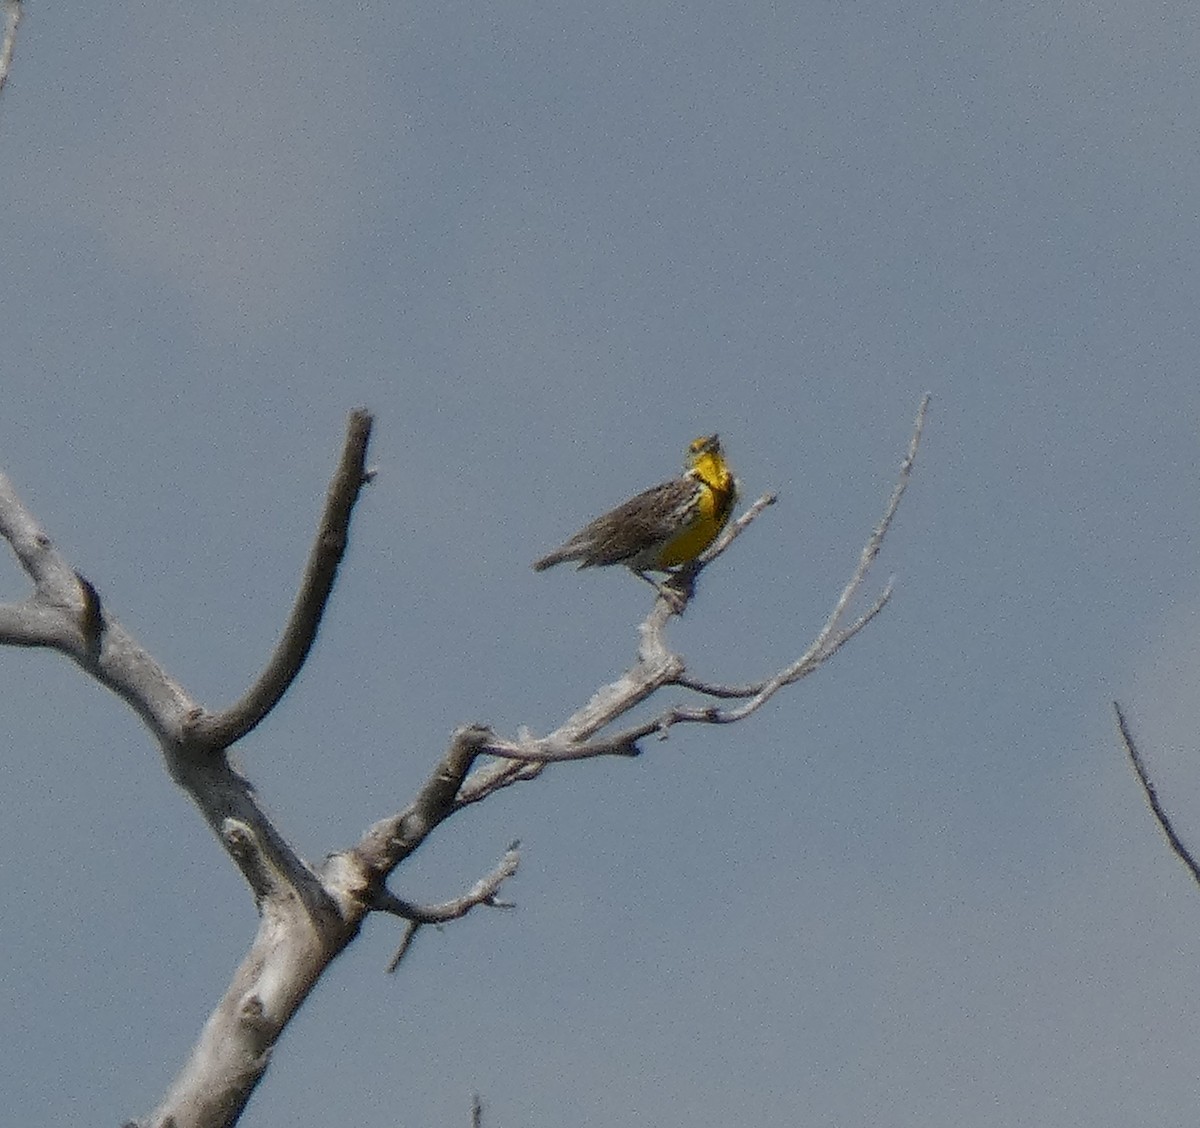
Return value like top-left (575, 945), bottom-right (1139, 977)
top-left (533, 434), bottom-right (738, 593)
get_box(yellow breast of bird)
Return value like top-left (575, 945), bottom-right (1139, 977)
top-left (653, 483), bottom-right (726, 567)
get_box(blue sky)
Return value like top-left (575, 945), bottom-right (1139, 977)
top-left (2, 2), bottom-right (1200, 1125)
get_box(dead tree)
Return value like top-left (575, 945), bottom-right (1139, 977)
top-left (0, 399), bottom-right (928, 1128)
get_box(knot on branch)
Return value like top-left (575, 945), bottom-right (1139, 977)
top-left (222, 818), bottom-right (256, 859)
top-left (238, 993), bottom-right (271, 1033)
top-left (451, 722), bottom-right (497, 756)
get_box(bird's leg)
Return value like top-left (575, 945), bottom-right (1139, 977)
top-left (635, 569), bottom-right (691, 614)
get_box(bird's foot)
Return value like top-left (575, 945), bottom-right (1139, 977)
top-left (637, 570), bottom-right (693, 614)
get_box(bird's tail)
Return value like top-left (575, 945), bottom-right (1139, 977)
top-left (532, 549), bottom-right (570, 571)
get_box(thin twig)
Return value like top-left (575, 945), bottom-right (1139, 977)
top-left (697, 490), bottom-right (778, 568)
top-left (377, 844), bottom-right (520, 972)
top-left (650, 581), bottom-right (894, 732)
top-left (454, 398), bottom-right (928, 797)
top-left (386, 922), bottom-right (421, 974)
top-left (1114, 702), bottom-right (1200, 887)
top-left (808, 395), bottom-right (927, 655)
top-left (660, 491), bottom-right (778, 614)
top-left (649, 397), bottom-right (927, 729)
top-left (451, 757), bottom-right (542, 807)
top-left (455, 643), bottom-right (684, 804)
top-left (673, 675), bottom-right (761, 699)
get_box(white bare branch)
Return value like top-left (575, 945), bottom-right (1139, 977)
top-left (0, 473), bottom-right (202, 742)
top-left (0, 0), bottom-right (20, 102)
top-left (456, 395), bottom-right (929, 796)
top-left (375, 844), bottom-right (520, 925)
top-left (375, 844), bottom-right (521, 973)
top-left (454, 616), bottom-right (685, 803)
top-left (0, 417), bottom-right (384, 1128)
top-left (479, 730), bottom-right (644, 762)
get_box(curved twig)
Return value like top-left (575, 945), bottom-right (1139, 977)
top-left (186, 410), bottom-right (374, 752)
top-left (672, 676), bottom-right (760, 699)
top-left (1114, 701), bottom-right (1200, 886)
top-left (375, 844), bottom-right (521, 973)
top-left (455, 396), bottom-right (928, 800)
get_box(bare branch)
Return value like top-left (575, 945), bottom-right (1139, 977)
top-left (659, 397), bottom-right (927, 727)
top-left (1, 441), bottom-right (362, 1127)
top-left (0, 475), bottom-right (203, 742)
top-left (386, 922), bottom-right (421, 974)
top-left (654, 491), bottom-right (778, 614)
top-left (187, 409), bottom-right (375, 752)
top-left (0, 408), bottom-right (375, 754)
top-left (353, 724), bottom-right (494, 876)
top-left (696, 490), bottom-right (778, 568)
top-left (671, 578), bottom-right (895, 729)
top-left (375, 844), bottom-right (520, 925)
top-left (672, 676), bottom-right (760, 699)
top-left (0, 474), bottom-right (93, 604)
top-left (807, 395), bottom-right (926, 653)
top-left (0, 435), bottom-right (359, 903)
top-left (1114, 702), bottom-right (1200, 887)
top-left (454, 639), bottom-right (684, 805)
top-left (450, 758), bottom-right (541, 807)
top-left (0, 0), bottom-right (20, 102)
top-left (377, 844), bottom-right (520, 973)
top-left (455, 397), bottom-right (928, 801)
top-left (672, 580), bottom-right (894, 712)
top-left (479, 731), bottom-right (643, 763)
top-left (220, 818), bottom-right (303, 906)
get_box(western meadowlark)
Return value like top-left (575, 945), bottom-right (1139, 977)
top-left (533, 434), bottom-right (738, 591)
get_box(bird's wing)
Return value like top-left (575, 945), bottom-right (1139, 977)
top-left (567, 478), bottom-right (700, 567)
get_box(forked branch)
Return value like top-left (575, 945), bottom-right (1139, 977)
top-left (455, 395), bottom-right (930, 801)
top-left (0, 414), bottom-right (385, 1128)
top-left (374, 844), bottom-right (521, 972)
